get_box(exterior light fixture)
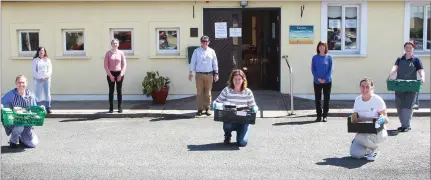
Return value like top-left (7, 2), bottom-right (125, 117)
top-left (240, 0), bottom-right (248, 8)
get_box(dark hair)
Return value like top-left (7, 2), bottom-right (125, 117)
top-left (404, 41), bottom-right (416, 48)
top-left (359, 77), bottom-right (374, 87)
top-left (316, 41), bottom-right (328, 54)
top-left (34, 47), bottom-right (48, 59)
top-left (228, 69), bottom-right (248, 91)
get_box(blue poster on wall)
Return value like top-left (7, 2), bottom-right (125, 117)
top-left (289, 25), bottom-right (314, 44)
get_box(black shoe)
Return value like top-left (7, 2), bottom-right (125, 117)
top-left (46, 108), bottom-right (52, 114)
top-left (315, 117), bottom-right (322, 122)
top-left (401, 127), bottom-right (411, 132)
top-left (108, 108), bottom-right (114, 113)
top-left (322, 117), bottom-right (327, 122)
top-left (118, 108), bottom-right (123, 113)
top-left (204, 109), bottom-right (212, 116)
top-left (196, 110), bottom-right (203, 116)
top-left (9, 142), bottom-right (19, 148)
top-left (413, 105), bottom-right (419, 110)
top-left (224, 136), bottom-right (231, 144)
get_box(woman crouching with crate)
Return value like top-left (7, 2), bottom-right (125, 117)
top-left (1, 75), bottom-right (41, 148)
top-left (349, 78), bottom-right (389, 161)
top-left (213, 69), bottom-right (258, 147)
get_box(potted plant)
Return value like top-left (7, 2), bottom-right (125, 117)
top-left (142, 71), bottom-right (171, 104)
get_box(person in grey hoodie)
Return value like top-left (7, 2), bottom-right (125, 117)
top-left (1, 75), bottom-right (40, 148)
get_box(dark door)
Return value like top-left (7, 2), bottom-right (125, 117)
top-left (203, 8), bottom-right (242, 91)
top-left (265, 9), bottom-right (281, 91)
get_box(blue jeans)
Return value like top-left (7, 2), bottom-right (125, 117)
top-left (223, 122), bottom-right (250, 146)
top-left (34, 78), bottom-right (51, 108)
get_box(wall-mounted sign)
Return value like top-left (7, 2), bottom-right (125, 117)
top-left (214, 22), bottom-right (227, 39)
top-left (229, 28), bottom-right (241, 37)
top-left (289, 25), bottom-right (314, 44)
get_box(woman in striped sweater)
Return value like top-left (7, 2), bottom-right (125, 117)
top-left (1, 75), bottom-right (40, 148)
top-left (214, 69), bottom-right (257, 147)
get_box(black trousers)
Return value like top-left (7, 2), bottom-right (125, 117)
top-left (107, 71), bottom-right (124, 109)
top-left (313, 82), bottom-right (332, 118)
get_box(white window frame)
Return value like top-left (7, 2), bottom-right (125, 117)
top-left (321, 2), bottom-right (368, 56)
top-left (404, 2), bottom-right (430, 54)
top-left (18, 30), bottom-right (39, 56)
top-left (110, 28), bottom-right (134, 55)
top-left (62, 29), bottom-right (86, 55)
top-left (156, 28), bottom-right (180, 54)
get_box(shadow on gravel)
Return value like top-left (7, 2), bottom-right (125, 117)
top-left (273, 120), bottom-right (318, 126)
top-left (316, 157), bottom-right (369, 169)
top-left (387, 130), bottom-right (400, 136)
top-left (187, 143), bottom-right (240, 151)
top-left (59, 117), bottom-right (101, 122)
top-left (1, 146), bottom-right (26, 154)
top-left (149, 113), bottom-right (197, 122)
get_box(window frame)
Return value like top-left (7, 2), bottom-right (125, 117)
top-left (18, 30), bottom-right (40, 56)
top-left (156, 28), bottom-right (180, 55)
top-left (110, 28), bottom-right (134, 55)
top-left (321, 2), bottom-right (368, 56)
top-left (62, 29), bottom-right (86, 55)
top-left (405, 3), bottom-right (430, 53)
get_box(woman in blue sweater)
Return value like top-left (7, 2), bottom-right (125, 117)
top-left (311, 41), bottom-right (334, 122)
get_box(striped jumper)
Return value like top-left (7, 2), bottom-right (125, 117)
top-left (215, 87), bottom-right (257, 108)
top-left (1, 88), bottom-right (39, 147)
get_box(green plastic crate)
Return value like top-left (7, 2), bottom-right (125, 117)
top-left (387, 79), bottom-right (422, 92)
top-left (1, 106), bottom-right (47, 126)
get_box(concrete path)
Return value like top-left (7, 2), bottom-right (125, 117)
top-left (45, 92), bottom-right (430, 118)
top-left (1, 117), bottom-right (430, 180)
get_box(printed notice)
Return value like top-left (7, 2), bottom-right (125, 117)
top-left (328, 19), bottom-right (341, 28)
top-left (345, 19), bottom-right (357, 28)
top-left (215, 22), bottom-right (227, 38)
top-left (229, 28), bottom-right (242, 37)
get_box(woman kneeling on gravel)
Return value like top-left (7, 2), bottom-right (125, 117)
top-left (350, 78), bottom-right (389, 161)
top-left (213, 69), bottom-right (257, 147)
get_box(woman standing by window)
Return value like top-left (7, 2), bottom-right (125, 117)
top-left (32, 47), bottom-right (52, 114)
top-left (311, 41), bottom-right (334, 122)
top-left (388, 41), bottom-right (425, 132)
top-left (104, 39), bottom-right (127, 113)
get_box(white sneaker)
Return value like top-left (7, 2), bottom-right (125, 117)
top-left (364, 150), bottom-right (372, 157)
top-left (366, 150), bottom-right (378, 161)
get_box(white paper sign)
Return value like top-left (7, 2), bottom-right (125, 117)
top-left (345, 19), bottom-right (357, 28)
top-left (328, 19), bottom-right (341, 28)
top-left (229, 28), bottom-right (242, 37)
top-left (236, 111), bottom-right (247, 116)
top-left (215, 22), bottom-right (227, 38)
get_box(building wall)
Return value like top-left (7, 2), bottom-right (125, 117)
top-left (1, 1), bottom-right (430, 100)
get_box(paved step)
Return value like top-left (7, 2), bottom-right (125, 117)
top-left (45, 108), bottom-right (430, 119)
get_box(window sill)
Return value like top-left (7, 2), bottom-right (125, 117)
top-left (414, 51), bottom-right (430, 58)
top-left (330, 54), bottom-right (367, 58)
top-left (10, 56), bottom-right (33, 60)
top-left (149, 55), bottom-right (186, 59)
top-left (55, 56), bottom-right (92, 60)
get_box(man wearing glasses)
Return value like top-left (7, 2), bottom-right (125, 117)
top-left (188, 35), bottom-right (219, 116)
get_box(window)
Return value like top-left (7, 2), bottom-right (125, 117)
top-left (327, 6), bottom-right (359, 51)
top-left (63, 30), bottom-right (85, 55)
top-left (18, 30), bottom-right (39, 56)
top-left (111, 29), bottom-right (133, 54)
top-left (321, 2), bottom-right (367, 56)
top-left (408, 4), bottom-right (430, 51)
top-left (156, 28), bottom-right (179, 54)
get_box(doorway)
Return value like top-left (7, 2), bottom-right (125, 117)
top-left (203, 8), bottom-right (281, 91)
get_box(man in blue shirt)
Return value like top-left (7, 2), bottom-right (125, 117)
top-left (188, 35), bottom-right (219, 116)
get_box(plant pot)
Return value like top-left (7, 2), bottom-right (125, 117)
top-left (151, 86), bottom-right (169, 104)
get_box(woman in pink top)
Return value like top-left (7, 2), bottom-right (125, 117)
top-left (104, 39), bottom-right (127, 113)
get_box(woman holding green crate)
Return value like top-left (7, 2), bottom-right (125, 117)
top-left (1, 75), bottom-right (40, 148)
top-left (388, 41), bottom-right (425, 132)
